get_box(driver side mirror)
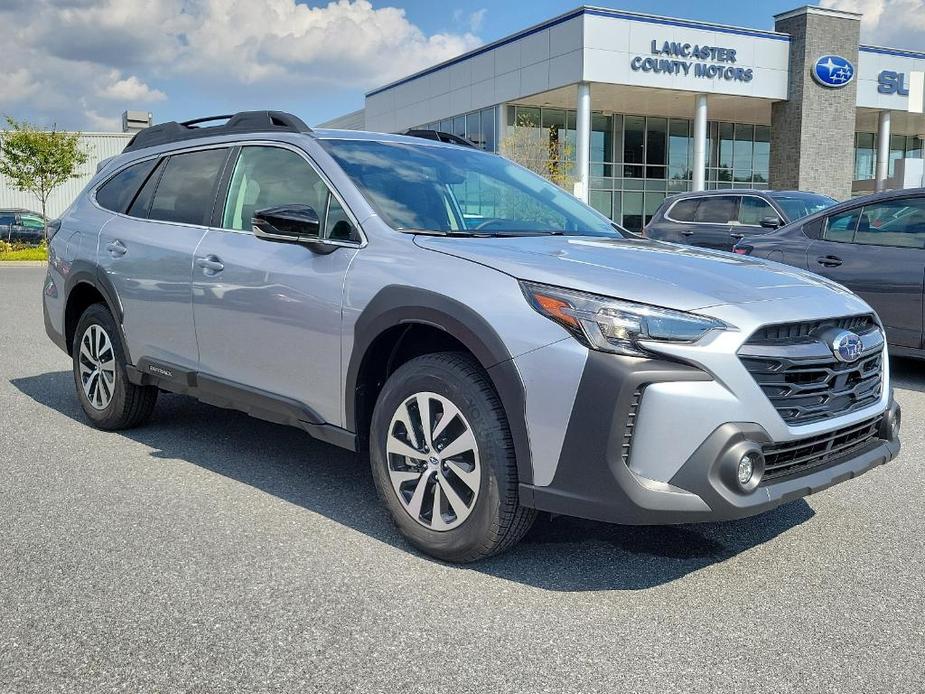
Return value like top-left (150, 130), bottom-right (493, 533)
top-left (253, 204), bottom-right (321, 244)
top-left (759, 216), bottom-right (782, 229)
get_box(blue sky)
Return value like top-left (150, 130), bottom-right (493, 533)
top-left (0, 0), bottom-right (919, 130)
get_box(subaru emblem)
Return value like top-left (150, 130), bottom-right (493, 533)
top-left (812, 55), bottom-right (855, 88)
top-left (832, 330), bottom-right (863, 363)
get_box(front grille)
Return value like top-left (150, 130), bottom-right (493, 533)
top-left (739, 316), bottom-right (884, 425)
top-left (748, 314), bottom-right (877, 345)
top-left (620, 388), bottom-right (643, 467)
top-left (761, 416), bottom-right (881, 482)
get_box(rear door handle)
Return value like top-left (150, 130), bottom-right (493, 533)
top-left (730, 232), bottom-right (745, 240)
top-left (196, 255), bottom-right (224, 275)
top-left (681, 230), bottom-right (694, 236)
top-left (105, 240), bottom-right (127, 257)
top-left (816, 255), bottom-right (843, 268)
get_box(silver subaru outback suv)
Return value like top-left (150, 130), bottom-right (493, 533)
top-left (43, 111), bottom-right (901, 562)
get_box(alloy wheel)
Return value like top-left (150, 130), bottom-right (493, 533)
top-left (78, 324), bottom-right (116, 410)
top-left (386, 391), bottom-right (481, 531)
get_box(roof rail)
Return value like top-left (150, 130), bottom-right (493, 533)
top-left (122, 110), bottom-right (312, 153)
top-left (402, 129), bottom-right (478, 148)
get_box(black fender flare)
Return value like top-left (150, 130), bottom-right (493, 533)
top-left (345, 285), bottom-right (534, 486)
top-left (63, 261), bottom-right (131, 361)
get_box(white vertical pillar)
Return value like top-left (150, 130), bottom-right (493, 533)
top-left (876, 110), bottom-right (892, 192)
top-left (575, 82), bottom-right (591, 202)
top-left (692, 94), bottom-right (708, 192)
top-left (495, 104), bottom-right (507, 152)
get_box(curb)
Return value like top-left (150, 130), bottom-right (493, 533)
top-left (0, 261), bottom-right (47, 267)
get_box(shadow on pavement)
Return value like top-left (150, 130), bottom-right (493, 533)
top-left (12, 370), bottom-right (814, 592)
top-left (890, 356), bottom-right (925, 394)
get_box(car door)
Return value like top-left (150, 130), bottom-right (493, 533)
top-left (688, 195), bottom-right (740, 251)
top-left (191, 144), bottom-right (361, 426)
top-left (97, 147), bottom-right (230, 369)
top-left (731, 195), bottom-right (783, 245)
top-left (806, 197), bottom-right (925, 350)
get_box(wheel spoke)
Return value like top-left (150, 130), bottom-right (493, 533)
top-left (390, 469), bottom-right (421, 485)
top-left (405, 472), bottom-right (432, 520)
top-left (431, 400), bottom-right (460, 444)
top-left (395, 400), bottom-right (421, 450)
top-left (437, 471), bottom-right (469, 519)
top-left (438, 428), bottom-right (476, 461)
top-left (430, 483), bottom-right (447, 530)
top-left (387, 433), bottom-right (425, 461)
top-left (416, 393), bottom-right (433, 449)
top-left (445, 459), bottom-right (479, 492)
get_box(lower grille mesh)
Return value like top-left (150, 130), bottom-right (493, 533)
top-left (761, 416), bottom-right (881, 482)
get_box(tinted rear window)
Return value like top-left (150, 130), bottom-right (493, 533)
top-left (694, 196), bottom-right (738, 224)
top-left (667, 198), bottom-right (700, 222)
top-left (95, 159), bottom-right (158, 213)
top-left (770, 193), bottom-right (836, 221)
top-left (148, 149), bottom-right (228, 226)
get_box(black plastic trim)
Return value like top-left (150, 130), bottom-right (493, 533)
top-left (128, 359), bottom-right (357, 452)
top-left (61, 262), bottom-right (131, 360)
top-left (345, 285), bottom-right (532, 483)
top-left (123, 110), bottom-right (312, 153)
top-left (524, 351), bottom-right (712, 523)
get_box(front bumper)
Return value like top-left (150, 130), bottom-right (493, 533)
top-left (519, 351), bottom-right (901, 525)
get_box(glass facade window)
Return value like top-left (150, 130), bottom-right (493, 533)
top-left (853, 132), bottom-right (924, 180)
top-left (417, 107), bottom-right (499, 152)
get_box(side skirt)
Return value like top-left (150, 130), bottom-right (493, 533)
top-left (127, 358), bottom-right (357, 452)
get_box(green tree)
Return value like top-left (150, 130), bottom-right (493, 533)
top-left (499, 114), bottom-right (575, 189)
top-left (0, 116), bottom-right (90, 240)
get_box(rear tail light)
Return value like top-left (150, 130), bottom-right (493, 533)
top-left (46, 219), bottom-right (62, 241)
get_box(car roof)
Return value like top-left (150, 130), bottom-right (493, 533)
top-left (777, 187), bottom-right (925, 229)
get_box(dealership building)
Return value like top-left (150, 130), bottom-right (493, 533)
top-left (321, 5), bottom-right (925, 232)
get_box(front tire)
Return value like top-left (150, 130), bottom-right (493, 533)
top-left (370, 352), bottom-right (535, 562)
top-left (72, 303), bottom-right (157, 430)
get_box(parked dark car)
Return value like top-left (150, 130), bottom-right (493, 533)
top-left (735, 188), bottom-right (925, 357)
top-left (644, 189), bottom-right (836, 252)
top-left (0, 209), bottom-right (47, 243)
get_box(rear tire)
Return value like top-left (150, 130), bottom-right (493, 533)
top-left (370, 352), bottom-right (535, 562)
top-left (72, 303), bottom-right (157, 430)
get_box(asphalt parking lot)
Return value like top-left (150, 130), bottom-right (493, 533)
top-left (1, 263), bottom-right (923, 693)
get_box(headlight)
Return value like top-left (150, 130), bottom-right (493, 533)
top-left (520, 281), bottom-right (728, 356)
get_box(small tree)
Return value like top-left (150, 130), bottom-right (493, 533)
top-left (500, 114), bottom-right (575, 189)
top-left (0, 117), bottom-right (90, 241)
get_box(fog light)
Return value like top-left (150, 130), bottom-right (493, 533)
top-left (738, 453), bottom-right (756, 486)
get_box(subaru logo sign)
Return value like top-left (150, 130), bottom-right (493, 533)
top-left (831, 330), bottom-right (864, 363)
top-left (812, 55), bottom-right (855, 88)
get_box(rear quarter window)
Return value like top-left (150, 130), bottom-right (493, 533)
top-left (95, 158), bottom-right (158, 213)
top-left (666, 198), bottom-right (700, 222)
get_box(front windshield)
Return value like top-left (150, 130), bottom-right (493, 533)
top-left (320, 139), bottom-right (622, 238)
top-left (770, 193), bottom-right (837, 221)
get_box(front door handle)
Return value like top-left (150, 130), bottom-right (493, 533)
top-left (730, 232), bottom-right (745, 240)
top-left (681, 230), bottom-right (694, 237)
top-left (816, 255), bottom-right (843, 268)
top-left (105, 240), bottom-right (127, 257)
top-left (196, 255), bottom-right (224, 275)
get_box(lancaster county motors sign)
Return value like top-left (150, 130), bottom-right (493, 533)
top-left (630, 40), bottom-right (755, 83)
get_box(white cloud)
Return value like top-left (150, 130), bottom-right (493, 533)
top-left (820, 0), bottom-right (925, 49)
top-left (0, 0), bottom-right (482, 129)
top-left (97, 74), bottom-right (166, 102)
top-left (453, 8), bottom-right (487, 32)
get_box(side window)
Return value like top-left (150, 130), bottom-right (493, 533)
top-left (95, 158), bottom-right (158, 213)
top-left (148, 148), bottom-right (228, 226)
top-left (323, 195), bottom-right (355, 241)
top-left (127, 158), bottom-right (165, 218)
top-left (20, 214), bottom-right (45, 229)
top-left (738, 196), bottom-right (778, 226)
top-left (854, 198), bottom-right (925, 248)
top-left (694, 196), bottom-right (738, 224)
top-left (0, 213), bottom-right (16, 226)
top-left (667, 197), bottom-right (700, 222)
top-left (222, 146), bottom-right (329, 232)
top-left (823, 209), bottom-right (860, 242)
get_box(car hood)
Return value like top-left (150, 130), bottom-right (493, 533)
top-left (414, 235), bottom-right (855, 312)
